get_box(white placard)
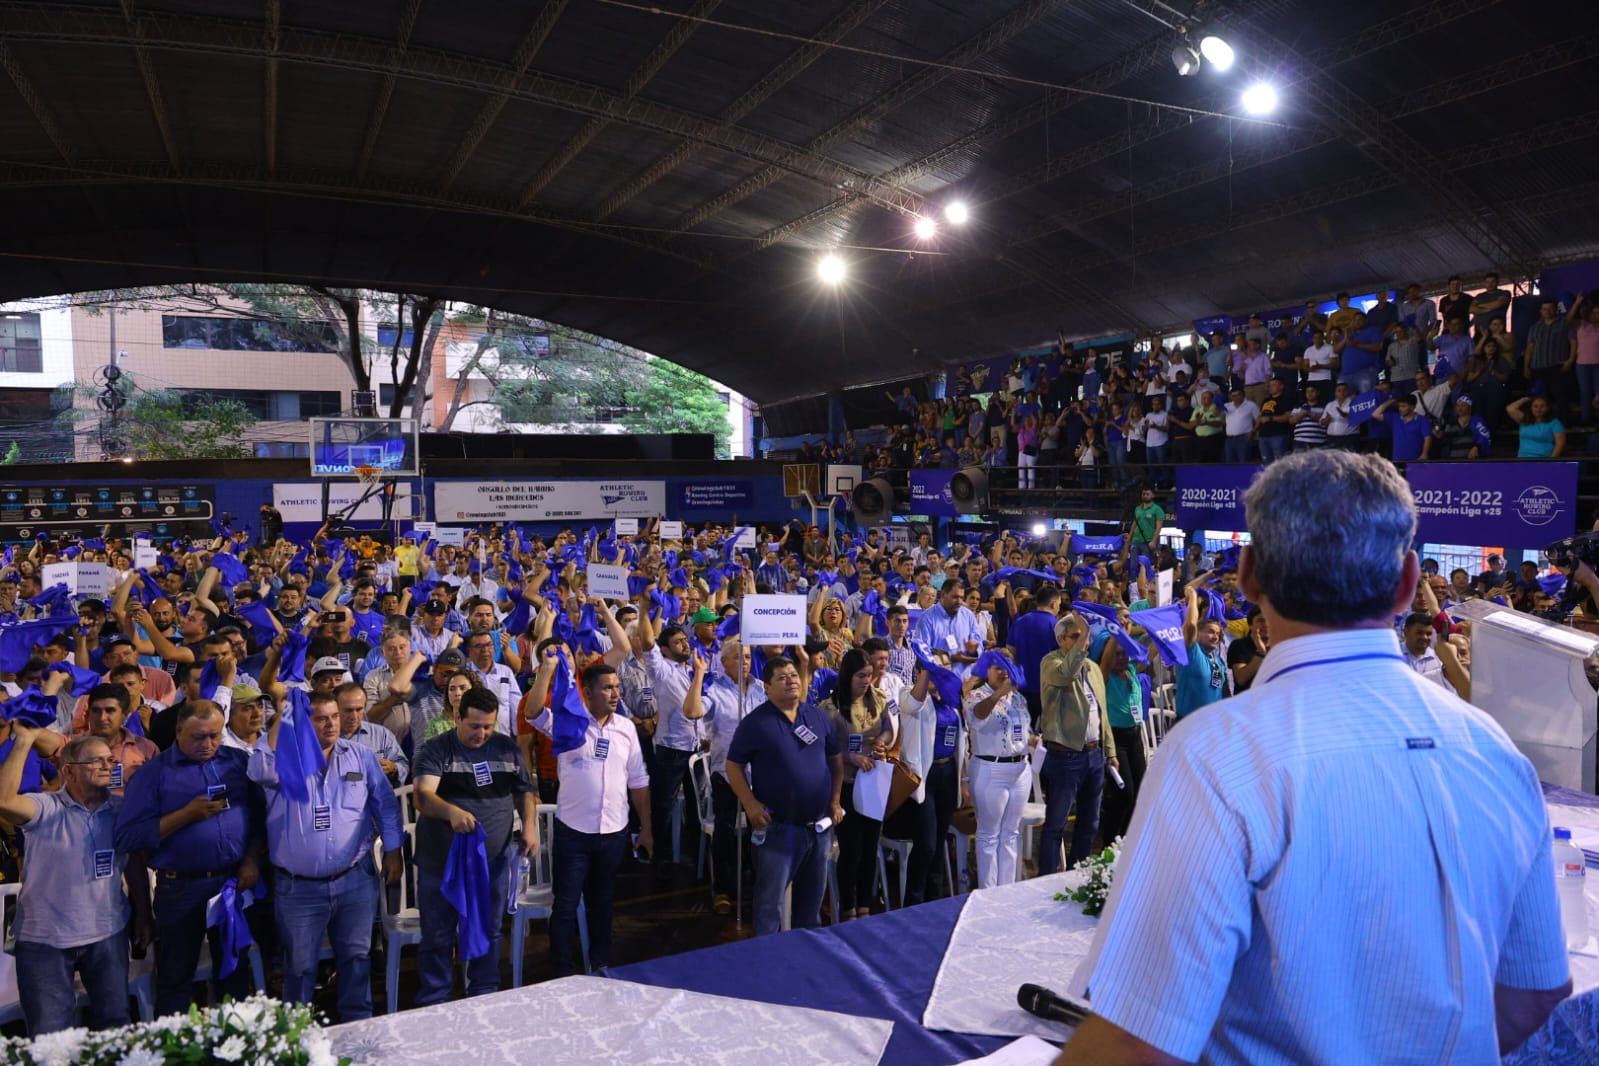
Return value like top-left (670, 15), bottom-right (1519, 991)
top-left (586, 563), bottom-right (631, 601)
top-left (732, 527), bottom-right (757, 552)
top-left (1156, 569), bottom-right (1174, 607)
top-left (433, 479), bottom-right (666, 523)
top-left (411, 521), bottom-right (436, 535)
top-left (740, 594), bottom-right (808, 645)
top-left (659, 520), bottom-right (684, 540)
top-left (614, 518), bottom-right (639, 536)
top-left (273, 482), bottom-right (387, 524)
top-left (431, 527), bottom-right (468, 546)
top-left (134, 540), bottom-right (159, 570)
top-left (850, 759), bottom-right (894, 821)
top-left (41, 562), bottom-right (113, 599)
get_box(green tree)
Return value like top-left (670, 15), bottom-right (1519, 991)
top-left (0, 442), bottom-right (19, 465)
top-left (55, 376), bottom-right (258, 460)
top-left (622, 360), bottom-right (731, 457)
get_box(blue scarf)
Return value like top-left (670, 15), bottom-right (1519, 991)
top-left (1128, 604), bottom-right (1190, 667)
top-left (0, 615), bottom-right (79, 672)
top-left (204, 878), bottom-right (265, 980)
top-left (908, 641), bottom-right (965, 709)
top-left (45, 662), bottom-right (99, 697)
top-left (972, 649), bottom-right (1025, 688)
top-left (2, 686), bottom-right (59, 728)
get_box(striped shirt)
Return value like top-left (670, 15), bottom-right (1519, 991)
top-left (1070, 628), bottom-right (1567, 1064)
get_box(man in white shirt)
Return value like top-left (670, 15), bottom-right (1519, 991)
top-left (1400, 611), bottom-right (1450, 689)
top-left (1059, 449), bottom-right (1569, 1066)
top-left (463, 629), bottom-right (522, 736)
top-left (1321, 380), bottom-right (1362, 447)
top-left (1222, 387), bottom-right (1258, 464)
top-left (530, 661), bottom-right (652, 977)
top-left (1300, 329), bottom-right (1337, 387)
top-left (693, 640), bottom-right (765, 915)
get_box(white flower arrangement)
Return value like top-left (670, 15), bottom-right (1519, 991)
top-left (0, 995), bottom-right (349, 1066)
top-left (1055, 836), bottom-right (1124, 917)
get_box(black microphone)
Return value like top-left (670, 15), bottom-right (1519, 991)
top-left (1017, 983), bottom-right (1092, 1027)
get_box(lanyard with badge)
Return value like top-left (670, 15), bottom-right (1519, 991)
top-left (85, 805), bottom-right (114, 880)
top-left (312, 759), bottom-right (332, 832)
top-left (594, 720), bottom-right (611, 762)
top-left (1080, 667), bottom-right (1100, 716)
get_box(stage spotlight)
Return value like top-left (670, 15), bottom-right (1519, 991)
top-left (914, 216), bottom-right (937, 240)
top-left (1241, 82), bottom-right (1278, 115)
top-left (944, 201), bottom-right (970, 225)
top-left (1031, 521), bottom-right (1047, 537)
top-left (1198, 33), bottom-right (1234, 71)
top-left (817, 254), bottom-right (846, 284)
top-left (1171, 43), bottom-right (1201, 76)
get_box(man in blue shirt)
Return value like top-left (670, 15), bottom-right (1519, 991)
top-left (250, 691), bottom-right (403, 1020)
top-left (725, 657), bottom-right (844, 936)
top-left (913, 580), bottom-right (984, 675)
top-left (114, 700), bottom-right (263, 1017)
top-left (1006, 584), bottom-right (1064, 728)
top-left (1338, 311), bottom-right (1386, 395)
top-left (1175, 586), bottom-right (1228, 719)
top-left (1371, 392), bottom-right (1434, 462)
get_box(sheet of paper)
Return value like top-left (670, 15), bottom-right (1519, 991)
top-left (957, 1036), bottom-right (1061, 1066)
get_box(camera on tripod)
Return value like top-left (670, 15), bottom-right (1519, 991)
top-left (1541, 531), bottom-right (1599, 619)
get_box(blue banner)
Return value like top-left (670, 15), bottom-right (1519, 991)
top-left (1069, 533), bottom-right (1124, 556)
top-left (909, 470), bottom-right (959, 517)
top-left (1407, 462), bottom-right (1577, 549)
top-left (1175, 465), bottom-right (1259, 531)
top-left (1345, 387), bottom-right (1385, 428)
top-left (676, 479), bottom-right (754, 514)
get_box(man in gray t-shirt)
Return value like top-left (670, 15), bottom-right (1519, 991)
top-left (412, 688), bottom-right (537, 1006)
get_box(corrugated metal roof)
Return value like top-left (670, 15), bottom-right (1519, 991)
top-left (0, 0), bottom-right (1592, 404)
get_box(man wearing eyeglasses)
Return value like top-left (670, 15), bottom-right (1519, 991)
top-left (0, 724), bottom-right (153, 1036)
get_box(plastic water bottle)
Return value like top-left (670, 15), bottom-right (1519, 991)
top-left (1553, 827), bottom-right (1589, 950)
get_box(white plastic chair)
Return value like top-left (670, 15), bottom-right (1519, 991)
top-left (1018, 743), bottom-right (1048, 870)
top-left (687, 752), bottom-right (715, 885)
top-left (875, 837), bottom-right (911, 910)
top-left (0, 882), bottom-right (24, 1025)
top-left (394, 783), bottom-right (418, 827)
top-left (509, 804), bottom-right (588, 986)
top-left (376, 827), bottom-right (421, 1016)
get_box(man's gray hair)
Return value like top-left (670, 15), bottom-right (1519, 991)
top-left (1243, 450), bottom-right (1416, 627)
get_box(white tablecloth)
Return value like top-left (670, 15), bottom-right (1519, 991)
top-left (922, 872), bottom-right (1096, 1040)
top-left (328, 975), bottom-right (894, 1066)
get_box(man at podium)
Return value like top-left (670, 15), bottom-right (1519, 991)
top-left (1059, 450), bottom-right (1571, 1065)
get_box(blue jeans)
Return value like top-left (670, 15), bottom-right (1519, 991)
top-left (1224, 435), bottom-right (1252, 464)
top-left (650, 744), bottom-right (694, 862)
top-left (550, 819), bottom-right (627, 976)
top-left (16, 928), bottom-right (130, 1035)
top-left (1106, 439), bottom-right (1128, 485)
top-left (1037, 747), bottom-right (1105, 875)
top-left (153, 872), bottom-right (254, 1018)
top-left (275, 858), bottom-right (379, 1021)
top-left (1257, 435), bottom-right (1289, 463)
top-left (752, 822), bottom-right (832, 936)
top-left (415, 847), bottom-right (512, 1005)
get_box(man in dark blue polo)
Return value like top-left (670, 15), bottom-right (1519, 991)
top-left (250, 691), bottom-right (403, 1020)
top-left (724, 656), bottom-right (844, 936)
top-left (114, 699), bottom-right (263, 1017)
top-left (1007, 583), bottom-right (1064, 729)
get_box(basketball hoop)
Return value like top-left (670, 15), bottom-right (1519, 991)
top-left (354, 464), bottom-right (382, 487)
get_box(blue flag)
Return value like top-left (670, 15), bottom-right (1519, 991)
top-left (1345, 387), bottom-right (1384, 428)
top-left (1129, 604), bottom-right (1190, 667)
top-left (276, 689), bottom-right (328, 804)
top-left (442, 827), bottom-right (495, 961)
top-left (1073, 601), bottom-right (1150, 665)
top-left (278, 630), bottom-right (310, 684)
top-left (204, 878), bottom-right (257, 981)
top-left (2, 686), bottom-right (59, 729)
top-left (909, 640), bottom-right (965, 709)
top-left (972, 650), bottom-right (1024, 688)
top-left (26, 583), bottom-right (73, 617)
top-left (548, 649), bottom-right (592, 756)
top-left (1070, 534), bottom-right (1124, 556)
top-left (0, 615), bottom-right (79, 672)
top-left (808, 667), bottom-right (838, 705)
top-left (198, 659), bottom-right (222, 701)
top-left (715, 612), bottom-right (741, 640)
top-left (233, 599), bottom-right (279, 649)
top-left (209, 548), bottom-right (249, 589)
top-left (45, 661), bottom-right (100, 697)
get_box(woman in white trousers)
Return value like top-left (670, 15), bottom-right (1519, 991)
top-left (963, 651), bottom-right (1034, 888)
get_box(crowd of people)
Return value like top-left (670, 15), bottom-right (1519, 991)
top-left (781, 278), bottom-right (1599, 484)
top-left (0, 472), bottom-right (1587, 1037)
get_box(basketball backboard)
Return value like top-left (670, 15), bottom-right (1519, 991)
top-left (308, 417), bottom-right (421, 477)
